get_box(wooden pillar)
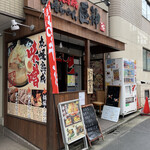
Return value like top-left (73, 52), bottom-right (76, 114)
top-left (84, 39), bottom-right (90, 104)
top-left (103, 53), bottom-right (106, 91)
top-left (47, 60), bottom-right (56, 150)
top-left (47, 60), bottom-right (62, 150)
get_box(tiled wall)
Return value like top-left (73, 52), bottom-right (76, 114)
top-left (0, 0), bottom-right (24, 18)
top-left (109, 0), bottom-right (150, 37)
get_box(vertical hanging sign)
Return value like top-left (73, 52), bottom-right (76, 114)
top-left (44, 1), bottom-right (59, 94)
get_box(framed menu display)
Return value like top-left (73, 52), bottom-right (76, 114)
top-left (58, 99), bottom-right (88, 150)
top-left (7, 32), bottom-right (47, 123)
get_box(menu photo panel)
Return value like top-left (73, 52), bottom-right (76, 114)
top-left (58, 99), bottom-right (87, 145)
top-left (7, 32), bottom-right (47, 123)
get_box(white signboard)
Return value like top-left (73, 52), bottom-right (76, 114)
top-left (79, 92), bottom-right (85, 106)
top-left (101, 105), bottom-right (120, 122)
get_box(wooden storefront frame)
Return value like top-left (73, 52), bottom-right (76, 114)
top-left (3, 1), bottom-right (125, 150)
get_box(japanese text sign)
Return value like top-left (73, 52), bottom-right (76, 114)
top-left (44, 1), bottom-right (59, 94)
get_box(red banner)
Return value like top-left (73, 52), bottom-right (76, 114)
top-left (44, 1), bottom-right (59, 94)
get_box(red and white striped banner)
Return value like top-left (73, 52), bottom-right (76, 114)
top-left (44, 1), bottom-right (59, 94)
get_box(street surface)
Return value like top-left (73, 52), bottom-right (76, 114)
top-left (0, 134), bottom-right (29, 150)
top-left (90, 115), bottom-right (150, 150)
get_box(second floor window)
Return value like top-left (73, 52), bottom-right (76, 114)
top-left (142, 0), bottom-right (150, 21)
top-left (143, 48), bottom-right (150, 71)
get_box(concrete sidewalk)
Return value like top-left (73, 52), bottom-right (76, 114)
top-left (0, 111), bottom-right (141, 150)
top-left (0, 134), bottom-right (29, 150)
top-left (0, 127), bottom-right (40, 150)
top-left (99, 110), bottom-right (141, 134)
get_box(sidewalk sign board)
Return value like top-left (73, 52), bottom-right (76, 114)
top-left (101, 105), bottom-right (120, 122)
top-left (58, 99), bottom-right (88, 150)
top-left (82, 104), bottom-right (104, 146)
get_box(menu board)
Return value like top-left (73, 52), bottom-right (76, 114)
top-left (106, 86), bottom-right (120, 107)
top-left (58, 99), bottom-right (86, 144)
top-left (82, 104), bottom-right (103, 145)
top-left (124, 60), bottom-right (135, 84)
top-left (101, 105), bottom-right (120, 122)
top-left (67, 75), bottom-right (75, 86)
top-left (7, 32), bottom-right (47, 123)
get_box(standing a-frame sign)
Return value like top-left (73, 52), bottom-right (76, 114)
top-left (82, 104), bottom-right (104, 146)
top-left (58, 99), bottom-right (88, 150)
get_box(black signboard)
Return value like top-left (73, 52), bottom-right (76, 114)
top-left (82, 104), bottom-right (103, 146)
top-left (106, 85), bottom-right (121, 107)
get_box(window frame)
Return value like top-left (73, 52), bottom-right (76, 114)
top-left (142, 0), bottom-right (150, 21)
top-left (143, 48), bottom-right (150, 71)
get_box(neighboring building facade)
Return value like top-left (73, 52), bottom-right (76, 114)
top-left (0, 0), bottom-right (24, 130)
top-left (108, 0), bottom-right (150, 106)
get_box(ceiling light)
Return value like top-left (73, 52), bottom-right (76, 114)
top-left (11, 20), bottom-right (35, 31)
top-left (59, 34), bottom-right (63, 48)
top-left (59, 42), bottom-right (63, 48)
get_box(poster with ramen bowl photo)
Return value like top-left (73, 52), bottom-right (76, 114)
top-left (7, 32), bottom-right (47, 123)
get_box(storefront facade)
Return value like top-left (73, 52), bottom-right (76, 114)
top-left (2, 0), bottom-right (124, 149)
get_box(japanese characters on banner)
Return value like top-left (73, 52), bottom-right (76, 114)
top-left (44, 0), bottom-right (59, 94)
top-left (58, 99), bottom-right (86, 144)
top-left (87, 68), bottom-right (93, 94)
top-left (7, 32), bottom-right (47, 123)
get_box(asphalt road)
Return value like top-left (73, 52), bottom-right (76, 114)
top-left (90, 115), bottom-right (150, 150)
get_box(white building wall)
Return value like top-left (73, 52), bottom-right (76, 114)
top-left (109, 16), bottom-right (150, 106)
top-left (0, 0), bottom-right (24, 18)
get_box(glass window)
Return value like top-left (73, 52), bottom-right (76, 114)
top-left (147, 51), bottom-right (150, 70)
top-left (142, 0), bottom-right (147, 17)
top-left (143, 49), bottom-right (147, 70)
top-left (145, 90), bottom-right (149, 98)
top-left (143, 48), bottom-right (150, 71)
top-left (147, 5), bottom-right (150, 20)
top-left (142, 0), bottom-right (150, 21)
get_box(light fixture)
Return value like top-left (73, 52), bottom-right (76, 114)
top-left (0, 31), bottom-right (16, 37)
top-left (59, 42), bottom-right (63, 48)
top-left (11, 20), bottom-right (35, 31)
top-left (107, 53), bottom-right (110, 58)
top-left (94, 0), bottom-right (110, 6)
top-left (59, 34), bottom-right (63, 48)
top-left (92, 54), bottom-right (95, 58)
